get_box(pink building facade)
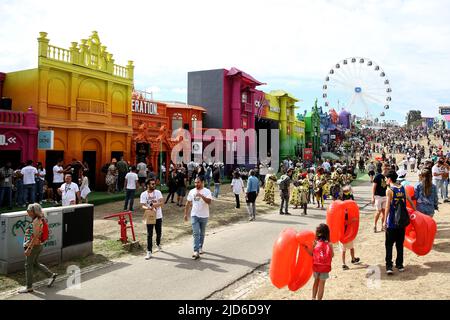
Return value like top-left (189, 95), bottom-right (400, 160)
top-left (0, 107), bottom-right (39, 167)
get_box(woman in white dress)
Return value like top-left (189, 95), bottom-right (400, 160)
top-left (79, 170), bottom-right (91, 203)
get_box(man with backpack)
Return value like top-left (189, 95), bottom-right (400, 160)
top-left (384, 170), bottom-right (416, 275)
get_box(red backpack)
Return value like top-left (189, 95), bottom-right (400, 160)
top-left (40, 218), bottom-right (49, 243)
top-left (313, 240), bottom-right (332, 273)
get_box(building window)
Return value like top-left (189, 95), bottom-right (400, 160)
top-left (172, 113), bottom-right (183, 131)
top-left (241, 92), bottom-right (248, 103)
top-left (192, 114), bottom-right (201, 130)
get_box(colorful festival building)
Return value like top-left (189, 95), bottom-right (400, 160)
top-left (3, 31), bottom-right (134, 189)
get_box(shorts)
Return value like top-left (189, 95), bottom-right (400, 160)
top-left (246, 191), bottom-right (257, 203)
top-left (339, 240), bottom-right (354, 252)
top-left (374, 196), bottom-right (387, 211)
top-left (177, 187), bottom-right (186, 197)
top-left (313, 272), bottom-right (329, 280)
top-left (368, 171), bottom-right (375, 177)
top-left (138, 177), bottom-right (146, 184)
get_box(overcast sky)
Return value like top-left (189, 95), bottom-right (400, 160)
top-left (1, 0), bottom-right (449, 124)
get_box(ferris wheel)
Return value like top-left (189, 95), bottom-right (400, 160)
top-left (322, 57), bottom-right (392, 119)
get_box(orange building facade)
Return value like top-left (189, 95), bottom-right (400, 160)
top-left (130, 95), bottom-right (205, 177)
top-left (3, 31), bottom-right (134, 189)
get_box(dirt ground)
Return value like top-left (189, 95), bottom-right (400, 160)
top-left (237, 143), bottom-right (450, 300)
top-left (92, 187), bottom-right (278, 256)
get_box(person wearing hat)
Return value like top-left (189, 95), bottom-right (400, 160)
top-left (106, 158), bottom-right (118, 194)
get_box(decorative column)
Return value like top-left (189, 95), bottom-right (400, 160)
top-left (230, 76), bottom-right (242, 130)
top-left (37, 32), bottom-right (49, 58)
top-left (279, 96), bottom-right (288, 159)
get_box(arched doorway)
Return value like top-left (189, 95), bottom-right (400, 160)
top-left (83, 138), bottom-right (102, 190)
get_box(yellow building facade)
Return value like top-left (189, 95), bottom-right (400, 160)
top-left (3, 31), bottom-right (134, 189)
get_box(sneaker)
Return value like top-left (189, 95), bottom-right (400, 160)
top-left (18, 287), bottom-right (34, 294)
top-left (386, 268), bottom-right (394, 275)
top-left (249, 217), bottom-right (254, 221)
top-left (47, 273), bottom-right (58, 287)
top-left (396, 266), bottom-right (405, 272)
top-left (279, 212), bottom-right (285, 215)
top-left (342, 265), bottom-right (350, 270)
top-left (199, 249), bottom-right (204, 255)
top-left (351, 258), bottom-right (361, 265)
top-left (145, 251), bottom-right (152, 260)
top-left (374, 226), bottom-right (377, 233)
top-left (156, 245), bottom-right (162, 251)
top-left (285, 212), bottom-right (292, 215)
top-left (192, 252), bottom-right (200, 260)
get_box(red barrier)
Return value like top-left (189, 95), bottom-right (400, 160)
top-left (404, 210), bottom-right (437, 256)
top-left (270, 229), bottom-right (315, 291)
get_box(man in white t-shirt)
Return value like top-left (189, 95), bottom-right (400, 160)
top-left (409, 156), bottom-right (416, 172)
top-left (21, 160), bottom-right (38, 205)
top-left (184, 176), bottom-right (213, 259)
top-left (124, 166), bottom-right (139, 212)
top-left (52, 160), bottom-right (66, 204)
top-left (140, 178), bottom-right (164, 260)
top-left (58, 174), bottom-right (80, 207)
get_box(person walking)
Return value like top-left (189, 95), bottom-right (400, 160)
top-left (19, 203), bottom-right (57, 293)
top-left (414, 169), bottom-right (438, 217)
top-left (0, 161), bottom-right (14, 210)
top-left (137, 159), bottom-right (148, 192)
top-left (279, 168), bottom-right (294, 215)
top-left (176, 168), bottom-right (187, 207)
top-left (432, 159), bottom-right (445, 202)
top-left (21, 160), bottom-right (38, 206)
top-left (79, 170), bottom-right (91, 204)
top-left (372, 163), bottom-right (389, 233)
top-left (116, 156), bottom-right (129, 192)
top-left (35, 162), bottom-right (46, 204)
top-left (124, 166), bottom-right (139, 211)
top-left (13, 164), bottom-right (25, 207)
top-left (384, 170), bottom-right (416, 275)
top-left (245, 170), bottom-right (260, 221)
top-left (212, 165), bottom-right (221, 198)
top-left (140, 178), bottom-right (164, 260)
top-left (231, 171), bottom-right (245, 209)
top-left (184, 177), bottom-right (213, 259)
top-left (58, 174), bottom-right (80, 206)
top-left (205, 164), bottom-right (212, 189)
top-left (165, 170), bottom-right (177, 204)
top-left (106, 159), bottom-right (118, 194)
top-left (52, 159), bottom-right (66, 205)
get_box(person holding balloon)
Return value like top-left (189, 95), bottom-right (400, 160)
top-left (303, 224), bottom-right (334, 300)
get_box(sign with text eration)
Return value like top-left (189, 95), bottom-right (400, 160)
top-left (38, 130), bottom-right (54, 150)
top-left (303, 148), bottom-right (313, 160)
top-left (132, 98), bottom-right (158, 115)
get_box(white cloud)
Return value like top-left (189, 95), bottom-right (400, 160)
top-left (1, 0), bottom-right (449, 123)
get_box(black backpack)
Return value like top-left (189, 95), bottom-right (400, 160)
top-left (394, 188), bottom-right (410, 228)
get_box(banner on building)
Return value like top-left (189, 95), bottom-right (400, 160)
top-left (304, 148), bottom-right (313, 160)
top-left (38, 130), bottom-right (54, 150)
